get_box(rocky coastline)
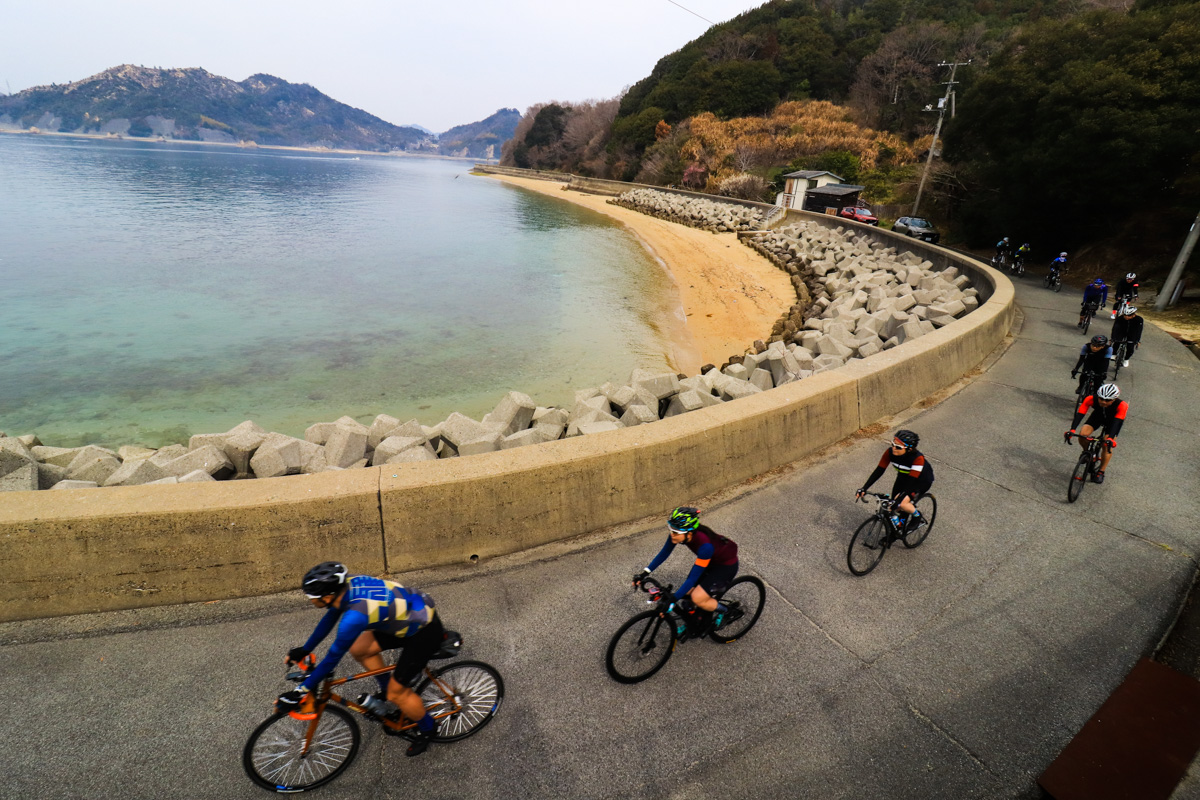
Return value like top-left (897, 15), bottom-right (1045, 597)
top-left (0, 190), bottom-right (977, 492)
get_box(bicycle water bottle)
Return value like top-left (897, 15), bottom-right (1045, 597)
top-left (890, 514), bottom-right (902, 529)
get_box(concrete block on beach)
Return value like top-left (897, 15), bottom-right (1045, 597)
top-left (32, 446), bottom-right (78, 467)
top-left (148, 445), bottom-right (187, 467)
top-left (298, 441), bottom-right (328, 474)
top-left (49, 479), bottom-right (99, 490)
top-left (179, 469), bottom-right (217, 483)
top-left (720, 378), bottom-right (763, 401)
top-left (577, 420), bottom-right (623, 436)
top-left (162, 445), bottom-right (235, 480)
top-left (630, 369), bottom-right (680, 400)
top-left (439, 413), bottom-right (492, 449)
top-left (385, 446), bottom-right (437, 463)
top-left (457, 433), bottom-right (503, 456)
top-left (0, 463), bottom-right (37, 492)
top-left (325, 425), bottom-right (369, 469)
top-left (372, 436), bottom-right (432, 465)
top-left (65, 448), bottom-right (121, 485)
top-left (38, 462), bottom-right (67, 490)
top-left (482, 391), bottom-right (536, 436)
top-left (224, 430), bottom-right (266, 475)
top-left (619, 405), bottom-right (659, 427)
top-left (368, 415), bottom-right (401, 450)
top-left (118, 445), bottom-right (156, 462)
top-left (250, 434), bottom-right (303, 479)
top-left (103, 457), bottom-right (169, 487)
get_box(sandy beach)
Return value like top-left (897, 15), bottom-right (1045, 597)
top-left (482, 173), bottom-right (795, 375)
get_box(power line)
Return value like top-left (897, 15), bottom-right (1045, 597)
top-left (666, 0), bottom-right (715, 25)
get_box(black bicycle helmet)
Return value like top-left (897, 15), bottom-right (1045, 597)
top-left (894, 430), bottom-right (919, 448)
top-left (302, 561), bottom-right (348, 598)
top-left (1090, 334), bottom-right (1109, 347)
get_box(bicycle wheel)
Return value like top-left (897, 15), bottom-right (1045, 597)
top-left (243, 705), bottom-right (360, 793)
top-left (409, 660), bottom-right (504, 743)
top-left (847, 517), bottom-right (888, 576)
top-left (1054, 278), bottom-right (1062, 293)
top-left (605, 610), bottom-right (677, 683)
top-left (902, 494), bottom-right (938, 548)
top-left (710, 576), bottom-right (766, 644)
top-left (1067, 453), bottom-right (1090, 503)
top-left (1081, 314), bottom-right (1091, 335)
top-left (1044, 275), bottom-right (1051, 289)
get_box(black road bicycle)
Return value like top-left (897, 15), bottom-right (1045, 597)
top-left (243, 631), bottom-right (503, 793)
top-left (847, 491), bottom-right (938, 576)
top-left (1066, 433), bottom-right (1108, 503)
top-left (605, 575), bottom-right (765, 684)
top-left (1044, 270), bottom-right (1063, 292)
top-left (1079, 301), bottom-right (1100, 335)
top-left (1074, 369), bottom-right (1105, 409)
top-left (1111, 340), bottom-right (1134, 378)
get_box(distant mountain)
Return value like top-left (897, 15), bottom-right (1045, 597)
top-left (403, 123), bottom-right (435, 136)
top-left (437, 108), bottom-right (520, 159)
top-left (0, 65), bottom-right (428, 151)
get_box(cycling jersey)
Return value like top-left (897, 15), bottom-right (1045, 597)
top-left (1114, 278), bottom-right (1139, 300)
top-left (1073, 344), bottom-right (1112, 375)
top-left (1072, 395), bottom-right (1129, 438)
top-left (1082, 284), bottom-right (1108, 307)
top-left (861, 446), bottom-right (934, 499)
top-left (1050, 257), bottom-right (1066, 272)
top-left (1110, 315), bottom-right (1144, 345)
top-left (299, 576), bottom-right (436, 691)
top-left (648, 524), bottom-right (738, 600)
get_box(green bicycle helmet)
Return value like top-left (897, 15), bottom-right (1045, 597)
top-left (667, 506), bottom-right (701, 533)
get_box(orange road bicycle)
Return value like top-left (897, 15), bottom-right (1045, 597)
top-left (243, 631), bottom-right (503, 793)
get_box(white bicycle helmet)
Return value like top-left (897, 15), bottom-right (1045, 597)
top-left (1125, 272), bottom-right (1136, 280)
top-left (1122, 305), bottom-right (1137, 315)
top-left (1096, 383), bottom-right (1120, 400)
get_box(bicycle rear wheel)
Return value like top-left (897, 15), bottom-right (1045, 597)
top-left (243, 705), bottom-right (360, 793)
top-left (1067, 453), bottom-right (1090, 503)
top-left (411, 660), bottom-right (504, 743)
top-left (847, 517), bottom-right (888, 576)
top-left (710, 576), bottom-right (766, 644)
top-left (605, 610), bottom-right (677, 683)
top-left (1081, 314), bottom-right (1091, 335)
top-left (1054, 278), bottom-right (1062, 293)
top-left (902, 494), bottom-right (938, 549)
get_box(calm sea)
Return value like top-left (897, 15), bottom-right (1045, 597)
top-left (0, 135), bottom-right (681, 448)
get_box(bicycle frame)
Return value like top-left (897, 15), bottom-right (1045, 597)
top-left (859, 491), bottom-right (904, 540)
top-left (284, 660), bottom-right (463, 757)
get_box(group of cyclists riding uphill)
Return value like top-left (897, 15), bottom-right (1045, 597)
top-left (277, 430), bottom-right (938, 752)
top-left (994, 235), bottom-right (1141, 487)
top-left (269, 243), bottom-right (1148, 759)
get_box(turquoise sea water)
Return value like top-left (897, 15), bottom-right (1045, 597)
top-left (0, 135), bottom-right (681, 448)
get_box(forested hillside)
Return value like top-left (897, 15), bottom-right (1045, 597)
top-left (502, 0), bottom-right (1200, 263)
top-left (438, 108), bottom-right (520, 159)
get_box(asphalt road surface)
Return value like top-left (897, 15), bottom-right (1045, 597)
top-left (3, 276), bottom-right (1198, 800)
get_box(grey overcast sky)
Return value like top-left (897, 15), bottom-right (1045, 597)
top-left (3, 0), bottom-right (769, 132)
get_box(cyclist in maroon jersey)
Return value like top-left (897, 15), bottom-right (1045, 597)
top-left (634, 507), bottom-right (739, 630)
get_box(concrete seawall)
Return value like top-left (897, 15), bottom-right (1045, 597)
top-left (0, 185), bottom-right (1013, 623)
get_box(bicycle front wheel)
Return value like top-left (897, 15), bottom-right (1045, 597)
top-left (605, 610), bottom-right (677, 683)
top-left (710, 576), bottom-right (766, 643)
top-left (243, 705), bottom-right (360, 793)
top-left (1082, 314), bottom-right (1091, 335)
top-left (848, 517), bottom-right (888, 576)
top-left (902, 494), bottom-right (938, 548)
top-left (1068, 454), bottom-right (1090, 503)
top-left (412, 660), bottom-right (504, 743)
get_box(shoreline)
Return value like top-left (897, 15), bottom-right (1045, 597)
top-left (0, 127), bottom-right (489, 162)
top-left (479, 173), bottom-right (795, 374)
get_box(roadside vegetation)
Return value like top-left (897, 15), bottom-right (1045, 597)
top-left (501, 0), bottom-right (1200, 282)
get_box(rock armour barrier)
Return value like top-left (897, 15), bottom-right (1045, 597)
top-left (0, 177), bottom-right (1013, 621)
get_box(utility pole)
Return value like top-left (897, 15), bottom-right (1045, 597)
top-left (1156, 208), bottom-right (1200, 311)
top-left (912, 60), bottom-right (970, 217)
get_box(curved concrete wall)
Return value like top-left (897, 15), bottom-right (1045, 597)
top-left (0, 196), bottom-right (1013, 623)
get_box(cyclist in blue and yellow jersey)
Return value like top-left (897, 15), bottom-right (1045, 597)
top-left (634, 507), bottom-right (739, 630)
top-left (1065, 382), bottom-right (1128, 484)
top-left (277, 563), bottom-right (445, 757)
top-left (1079, 279), bottom-right (1108, 327)
top-left (856, 430), bottom-right (934, 533)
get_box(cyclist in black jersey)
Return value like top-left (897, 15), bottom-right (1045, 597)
top-left (856, 430), bottom-right (934, 531)
top-left (1071, 335), bottom-right (1112, 394)
top-left (1110, 305), bottom-right (1143, 368)
top-left (277, 563), bottom-right (445, 757)
top-left (634, 507), bottom-right (739, 630)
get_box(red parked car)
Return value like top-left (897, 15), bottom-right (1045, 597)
top-left (839, 205), bottom-right (879, 225)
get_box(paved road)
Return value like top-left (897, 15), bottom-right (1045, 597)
top-left (3, 277), bottom-right (1198, 800)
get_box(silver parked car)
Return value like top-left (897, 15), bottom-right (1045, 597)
top-left (892, 216), bottom-right (941, 244)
